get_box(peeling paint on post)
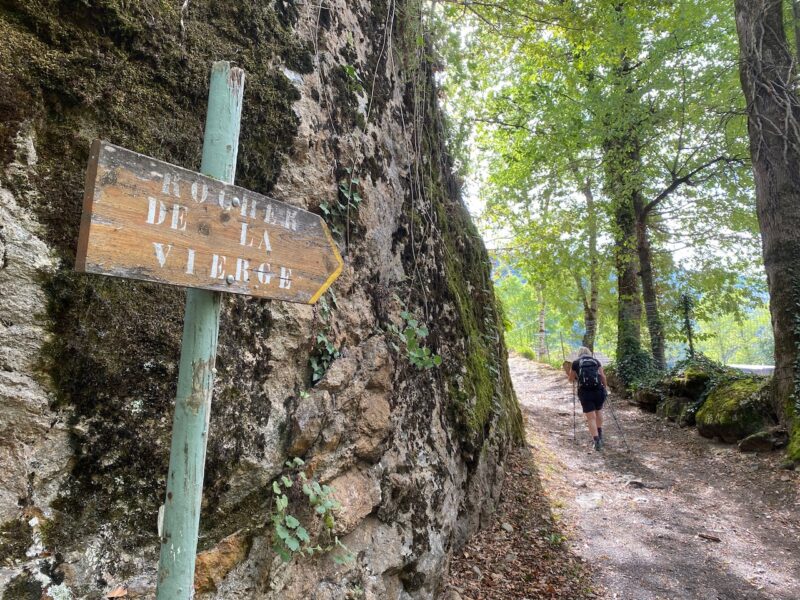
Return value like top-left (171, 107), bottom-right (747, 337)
top-left (156, 61), bottom-right (244, 600)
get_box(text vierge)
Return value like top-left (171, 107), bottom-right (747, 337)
top-left (150, 243), bottom-right (292, 289)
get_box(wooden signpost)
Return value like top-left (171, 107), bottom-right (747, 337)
top-left (74, 62), bottom-right (342, 598)
top-left (76, 142), bottom-right (342, 303)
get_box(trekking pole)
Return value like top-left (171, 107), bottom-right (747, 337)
top-left (572, 381), bottom-right (577, 444)
top-left (606, 393), bottom-right (632, 453)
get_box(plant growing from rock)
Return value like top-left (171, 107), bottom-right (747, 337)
top-left (310, 290), bottom-right (341, 383)
top-left (310, 332), bottom-right (340, 383)
top-left (270, 458), bottom-right (354, 564)
top-left (387, 310), bottom-right (442, 369)
top-left (321, 167), bottom-right (363, 245)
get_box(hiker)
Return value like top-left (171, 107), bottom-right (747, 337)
top-left (568, 347), bottom-right (609, 451)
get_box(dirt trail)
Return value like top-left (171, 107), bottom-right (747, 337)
top-left (512, 355), bottom-right (800, 600)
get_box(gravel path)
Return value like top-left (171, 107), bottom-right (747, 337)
top-left (511, 355), bottom-right (800, 600)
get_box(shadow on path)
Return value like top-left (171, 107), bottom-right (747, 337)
top-left (446, 443), bottom-right (596, 599)
top-left (514, 356), bottom-right (800, 600)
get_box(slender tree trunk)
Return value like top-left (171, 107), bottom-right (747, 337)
top-left (792, 1), bottom-right (800, 61)
top-left (576, 172), bottom-right (599, 351)
top-left (537, 287), bottom-right (547, 361)
top-left (575, 276), bottom-right (596, 352)
top-left (634, 199), bottom-right (667, 369)
top-left (734, 0), bottom-right (800, 438)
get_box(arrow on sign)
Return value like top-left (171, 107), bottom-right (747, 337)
top-left (76, 140), bottom-right (343, 304)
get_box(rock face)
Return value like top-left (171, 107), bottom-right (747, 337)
top-left (0, 2), bottom-right (523, 599)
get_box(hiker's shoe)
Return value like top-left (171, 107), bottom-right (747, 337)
top-left (593, 438), bottom-right (602, 451)
top-left (597, 437), bottom-right (604, 450)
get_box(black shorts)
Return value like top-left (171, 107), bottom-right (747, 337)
top-left (578, 388), bottom-right (606, 413)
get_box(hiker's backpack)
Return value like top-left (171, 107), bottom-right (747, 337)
top-left (577, 357), bottom-right (602, 390)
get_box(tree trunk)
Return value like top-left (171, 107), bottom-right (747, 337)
top-left (792, 1), bottom-right (800, 61)
top-left (634, 199), bottom-right (667, 369)
top-left (603, 132), bottom-right (644, 367)
top-left (575, 276), bottom-right (596, 352)
top-left (734, 0), bottom-right (800, 454)
top-left (576, 173), bottom-right (599, 351)
top-left (537, 287), bottom-right (547, 361)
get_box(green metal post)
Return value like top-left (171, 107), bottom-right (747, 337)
top-left (156, 61), bottom-right (244, 599)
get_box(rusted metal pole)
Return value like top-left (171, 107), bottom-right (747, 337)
top-left (156, 61), bottom-right (244, 599)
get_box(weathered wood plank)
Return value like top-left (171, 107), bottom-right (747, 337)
top-left (75, 140), bottom-right (343, 303)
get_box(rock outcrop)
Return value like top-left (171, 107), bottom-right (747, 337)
top-left (696, 378), bottom-right (775, 443)
top-left (0, 1), bottom-right (522, 598)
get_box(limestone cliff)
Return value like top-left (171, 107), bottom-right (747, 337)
top-left (0, 1), bottom-right (523, 598)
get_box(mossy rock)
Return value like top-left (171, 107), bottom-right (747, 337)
top-left (679, 401), bottom-right (701, 427)
top-left (604, 364), bottom-right (625, 395)
top-left (664, 367), bottom-right (711, 401)
top-left (656, 396), bottom-right (692, 422)
top-left (787, 419), bottom-right (800, 462)
top-left (633, 387), bottom-right (660, 412)
top-left (737, 430), bottom-right (786, 453)
top-left (696, 378), bottom-right (774, 443)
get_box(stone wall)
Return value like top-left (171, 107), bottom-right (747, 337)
top-left (0, 1), bottom-right (522, 598)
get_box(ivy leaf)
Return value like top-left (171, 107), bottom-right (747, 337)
top-left (274, 543), bottom-right (292, 562)
top-left (296, 526), bottom-right (310, 542)
top-left (285, 536), bottom-right (301, 552)
top-left (285, 514), bottom-right (300, 529)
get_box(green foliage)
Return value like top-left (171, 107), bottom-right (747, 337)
top-left (310, 332), bottom-right (340, 383)
top-left (684, 303), bottom-right (773, 366)
top-left (493, 257), bottom-right (617, 362)
top-left (440, 0), bottom-right (765, 371)
top-left (310, 291), bottom-right (341, 383)
top-left (269, 458), bottom-right (354, 564)
top-left (615, 346), bottom-right (659, 390)
top-left (388, 310), bottom-right (442, 369)
top-left (321, 168), bottom-right (363, 241)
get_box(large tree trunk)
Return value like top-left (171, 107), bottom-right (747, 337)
top-left (603, 130), bottom-right (644, 371)
top-left (734, 0), bottom-right (800, 459)
top-left (634, 199), bottom-right (667, 369)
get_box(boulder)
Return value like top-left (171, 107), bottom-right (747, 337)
top-left (604, 365), bottom-right (625, 395)
top-left (696, 378), bottom-right (773, 443)
top-left (656, 396), bottom-right (692, 422)
top-left (664, 366), bottom-right (711, 401)
top-left (738, 429), bottom-right (789, 453)
top-left (633, 387), bottom-right (661, 412)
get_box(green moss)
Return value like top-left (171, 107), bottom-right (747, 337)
top-left (788, 408), bottom-right (800, 462)
top-left (426, 155), bottom-right (522, 449)
top-left (696, 378), bottom-right (773, 443)
top-left (0, 519), bottom-right (32, 565)
top-left (393, 47), bottom-right (523, 451)
top-left (1, 573), bottom-right (43, 600)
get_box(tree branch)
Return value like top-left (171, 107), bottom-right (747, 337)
top-left (643, 156), bottom-right (744, 217)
